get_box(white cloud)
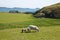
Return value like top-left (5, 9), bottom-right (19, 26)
top-left (0, 0), bottom-right (60, 8)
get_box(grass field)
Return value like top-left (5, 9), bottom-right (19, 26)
top-left (0, 12), bottom-right (60, 40)
top-left (0, 26), bottom-right (60, 40)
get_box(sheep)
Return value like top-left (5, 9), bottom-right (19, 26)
top-left (21, 25), bottom-right (39, 33)
top-left (27, 25), bottom-right (39, 32)
top-left (21, 28), bottom-right (27, 33)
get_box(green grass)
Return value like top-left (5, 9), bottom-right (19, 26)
top-left (0, 12), bottom-right (33, 23)
top-left (0, 12), bottom-right (60, 29)
top-left (0, 26), bottom-right (60, 40)
top-left (0, 12), bottom-right (60, 40)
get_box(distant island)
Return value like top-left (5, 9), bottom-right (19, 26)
top-left (0, 7), bottom-right (39, 13)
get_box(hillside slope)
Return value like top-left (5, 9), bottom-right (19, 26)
top-left (0, 13), bottom-right (60, 30)
top-left (34, 3), bottom-right (60, 18)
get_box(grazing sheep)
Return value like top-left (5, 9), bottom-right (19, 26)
top-left (27, 25), bottom-right (39, 32)
top-left (21, 28), bottom-right (26, 33)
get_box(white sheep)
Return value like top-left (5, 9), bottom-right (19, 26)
top-left (27, 25), bottom-right (39, 32)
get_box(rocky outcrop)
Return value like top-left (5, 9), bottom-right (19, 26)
top-left (34, 3), bottom-right (60, 18)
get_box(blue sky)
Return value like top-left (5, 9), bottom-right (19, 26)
top-left (0, 0), bottom-right (60, 8)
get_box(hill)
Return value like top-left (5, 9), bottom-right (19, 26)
top-left (34, 3), bottom-right (60, 18)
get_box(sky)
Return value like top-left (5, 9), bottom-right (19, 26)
top-left (0, 0), bottom-right (60, 9)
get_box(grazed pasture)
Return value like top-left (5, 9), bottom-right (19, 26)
top-left (0, 13), bottom-right (60, 40)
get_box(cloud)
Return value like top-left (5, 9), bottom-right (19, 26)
top-left (0, 0), bottom-right (60, 8)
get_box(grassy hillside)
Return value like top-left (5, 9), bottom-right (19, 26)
top-left (0, 12), bottom-right (60, 29)
top-left (34, 3), bottom-right (60, 18)
top-left (0, 12), bottom-right (60, 40)
top-left (0, 26), bottom-right (60, 40)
